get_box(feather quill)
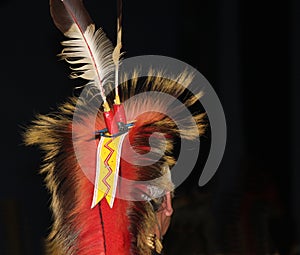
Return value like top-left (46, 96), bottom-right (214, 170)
top-left (50, 0), bottom-right (115, 104)
top-left (112, 0), bottom-right (123, 102)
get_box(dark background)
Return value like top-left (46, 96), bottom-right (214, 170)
top-left (0, 0), bottom-right (299, 254)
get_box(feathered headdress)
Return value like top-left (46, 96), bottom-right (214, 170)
top-left (24, 0), bottom-right (206, 254)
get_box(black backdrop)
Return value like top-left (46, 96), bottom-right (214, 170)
top-left (0, 0), bottom-right (299, 254)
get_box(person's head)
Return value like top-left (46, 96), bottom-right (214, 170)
top-left (24, 2), bottom-right (206, 254)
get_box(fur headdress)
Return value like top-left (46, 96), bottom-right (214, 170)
top-left (24, 0), bottom-right (206, 254)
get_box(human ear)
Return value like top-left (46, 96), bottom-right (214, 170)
top-left (162, 192), bottom-right (173, 217)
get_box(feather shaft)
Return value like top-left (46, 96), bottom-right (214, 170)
top-left (112, 0), bottom-right (123, 101)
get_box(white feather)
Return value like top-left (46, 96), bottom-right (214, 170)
top-left (59, 23), bottom-right (115, 100)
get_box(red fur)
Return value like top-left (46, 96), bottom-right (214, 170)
top-left (75, 173), bottom-right (105, 255)
top-left (71, 114), bottom-right (135, 254)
